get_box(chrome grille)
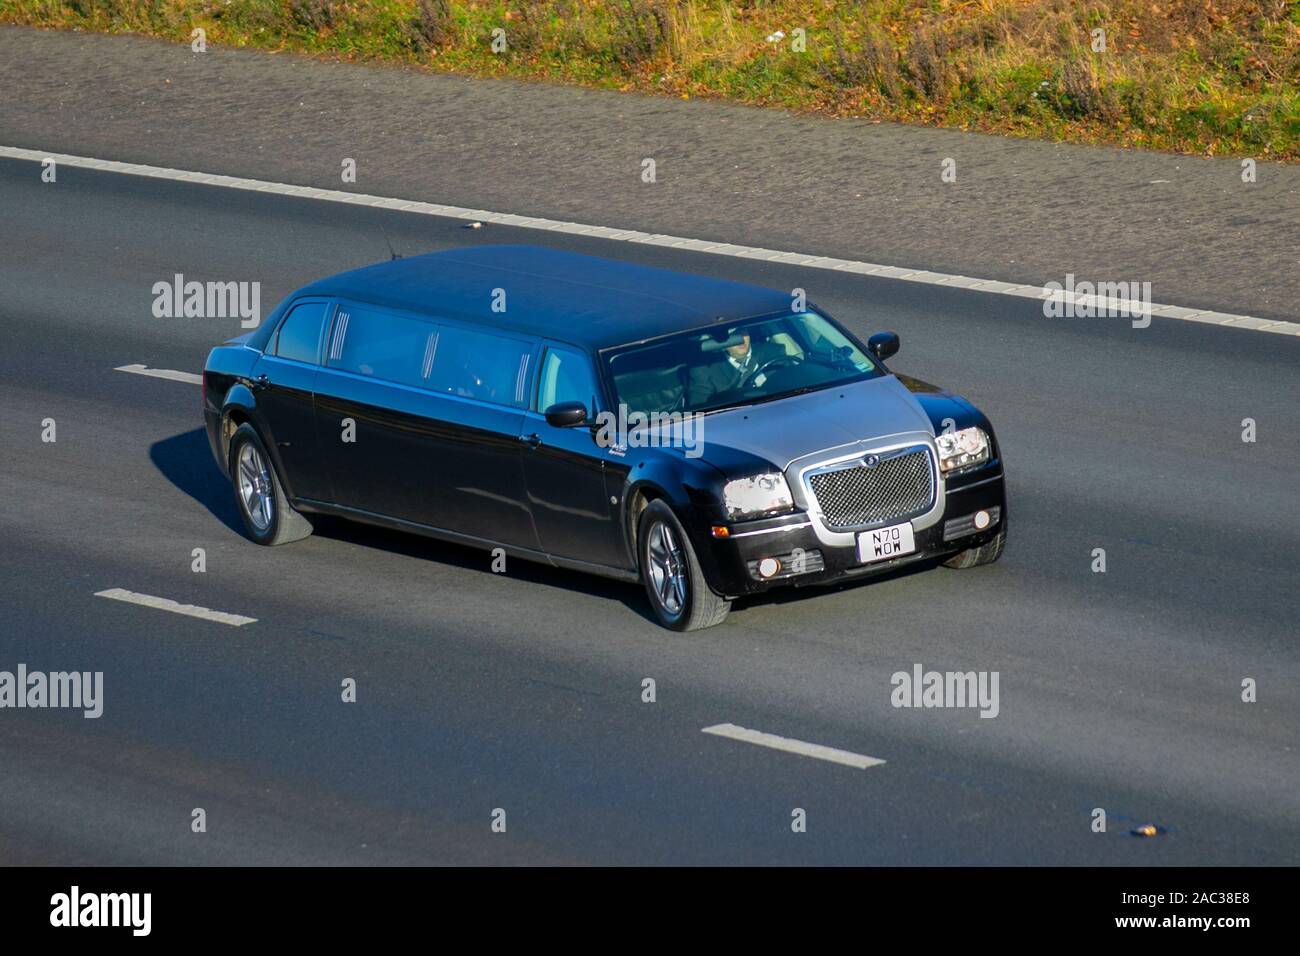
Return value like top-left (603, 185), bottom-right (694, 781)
top-left (806, 448), bottom-right (934, 531)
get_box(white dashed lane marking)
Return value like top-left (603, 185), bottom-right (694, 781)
top-left (94, 588), bottom-right (257, 627)
top-left (702, 723), bottom-right (886, 770)
top-left (115, 364), bottom-right (202, 385)
top-left (4, 145), bottom-right (1295, 337)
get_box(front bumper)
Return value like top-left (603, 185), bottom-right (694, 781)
top-left (695, 465), bottom-right (1006, 599)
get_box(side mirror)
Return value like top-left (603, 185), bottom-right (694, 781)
top-left (867, 331), bottom-right (900, 361)
top-left (544, 401), bottom-right (589, 428)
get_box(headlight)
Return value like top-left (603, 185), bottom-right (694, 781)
top-left (723, 473), bottom-right (793, 520)
top-left (935, 427), bottom-right (991, 474)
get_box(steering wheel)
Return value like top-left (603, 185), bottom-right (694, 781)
top-left (743, 356), bottom-right (797, 387)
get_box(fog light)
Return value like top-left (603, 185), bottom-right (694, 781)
top-left (757, 557), bottom-right (781, 579)
top-left (973, 509), bottom-right (991, 531)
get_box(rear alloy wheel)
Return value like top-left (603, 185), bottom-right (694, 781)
top-left (638, 500), bottom-right (730, 632)
top-left (229, 423), bottom-right (312, 546)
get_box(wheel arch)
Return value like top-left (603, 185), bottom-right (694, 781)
top-left (623, 479), bottom-right (673, 571)
top-left (620, 463), bottom-right (722, 575)
top-left (219, 385), bottom-right (261, 475)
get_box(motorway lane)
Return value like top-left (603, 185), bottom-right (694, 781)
top-left (0, 159), bottom-right (1297, 864)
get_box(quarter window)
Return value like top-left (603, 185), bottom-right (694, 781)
top-left (274, 301), bottom-right (328, 364)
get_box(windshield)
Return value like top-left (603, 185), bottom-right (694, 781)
top-left (605, 312), bottom-right (880, 416)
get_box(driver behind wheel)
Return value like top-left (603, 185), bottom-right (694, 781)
top-left (688, 331), bottom-right (786, 405)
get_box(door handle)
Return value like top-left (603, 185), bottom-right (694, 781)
top-left (520, 432), bottom-right (541, 449)
top-left (251, 373), bottom-right (270, 392)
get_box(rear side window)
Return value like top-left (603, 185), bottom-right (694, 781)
top-left (538, 346), bottom-right (598, 417)
top-left (428, 325), bottom-right (532, 408)
top-left (328, 306), bottom-right (434, 389)
top-left (274, 301), bottom-right (328, 364)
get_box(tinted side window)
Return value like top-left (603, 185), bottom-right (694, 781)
top-left (538, 346), bottom-right (598, 417)
top-left (428, 325), bottom-right (531, 408)
top-left (274, 301), bottom-right (328, 364)
top-left (329, 306), bottom-right (435, 389)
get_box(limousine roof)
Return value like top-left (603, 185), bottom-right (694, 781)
top-left (293, 244), bottom-right (793, 350)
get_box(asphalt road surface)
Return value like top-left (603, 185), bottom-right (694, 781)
top-left (0, 154), bottom-right (1297, 865)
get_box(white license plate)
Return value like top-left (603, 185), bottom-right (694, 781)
top-left (858, 522), bottom-right (916, 563)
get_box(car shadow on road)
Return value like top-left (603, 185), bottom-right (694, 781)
top-left (317, 511), bottom-right (943, 626)
top-left (149, 427), bottom-right (659, 622)
top-left (149, 427), bottom-right (940, 627)
top-left (149, 428), bottom-right (244, 534)
top-left (305, 514), bottom-right (663, 624)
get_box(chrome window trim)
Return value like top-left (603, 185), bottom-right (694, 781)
top-left (514, 352), bottom-right (531, 406)
top-left (316, 365), bottom-right (529, 416)
top-left (420, 330), bottom-right (439, 381)
top-left (329, 310), bottom-right (350, 361)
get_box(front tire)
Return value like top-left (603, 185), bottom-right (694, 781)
top-left (637, 500), bottom-right (730, 632)
top-left (229, 423), bottom-right (312, 546)
top-left (942, 525), bottom-right (1005, 569)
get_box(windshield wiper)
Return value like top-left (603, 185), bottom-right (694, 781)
top-left (702, 401), bottom-right (754, 415)
top-left (777, 384), bottom-right (829, 400)
top-left (801, 353), bottom-right (860, 373)
top-left (703, 387), bottom-right (819, 414)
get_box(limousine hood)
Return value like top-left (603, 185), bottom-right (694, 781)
top-left (698, 375), bottom-right (936, 471)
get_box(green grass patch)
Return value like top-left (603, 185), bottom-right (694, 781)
top-left (2, 0), bottom-right (1296, 159)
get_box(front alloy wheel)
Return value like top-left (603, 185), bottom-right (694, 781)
top-left (646, 520), bottom-right (688, 617)
top-left (637, 500), bottom-right (730, 632)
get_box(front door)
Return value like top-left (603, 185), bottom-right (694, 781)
top-left (521, 343), bottom-right (625, 568)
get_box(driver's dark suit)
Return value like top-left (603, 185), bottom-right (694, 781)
top-left (688, 340), bottom-right (786, 406)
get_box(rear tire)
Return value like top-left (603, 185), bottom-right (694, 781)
top-left (942, 525), bottom-right (1005, 569)
top-left (229, 423), bottom-right (313, 546)
top-left (637, 500), bottom-right (730, 632)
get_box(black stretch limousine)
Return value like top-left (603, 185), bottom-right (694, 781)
top-left (203, 245), bottom-right (1006, 630)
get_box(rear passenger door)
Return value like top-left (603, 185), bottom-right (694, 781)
top-left (419, 322), bottom-right (538, 547)
top-left (312, 304), bottom-right (538, 549)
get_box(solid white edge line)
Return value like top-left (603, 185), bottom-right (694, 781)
top-left (702, 723), bottom-right (886, 770)
top-left (115, 364), bottom-right (202, 385)
top-left (5, 145), bottom-right (1296, 336)
top-left (94, 588), bottom-right (257, 627)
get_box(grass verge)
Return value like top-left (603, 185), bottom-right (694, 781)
top-left (2, 0), bottom-right (1297, 159)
